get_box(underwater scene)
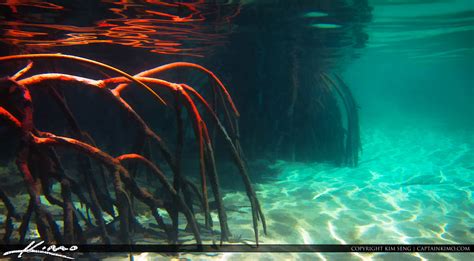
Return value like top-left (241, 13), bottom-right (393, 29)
top-left (0, 0), bottom-right (472, 260)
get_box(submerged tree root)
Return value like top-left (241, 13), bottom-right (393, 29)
top-left (0, 54), bottom-right (265, 246)
top-left (320, 72), bottom-right (361, 167)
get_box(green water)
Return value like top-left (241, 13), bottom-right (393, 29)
top-left (129, 125), bottom-right (473, 258)
top-left (0, 0), bottom-right (472, 260)
top-left (175, 1), bottom-right (474, 260)
top-left (248, 127), bottom-right (471, 255)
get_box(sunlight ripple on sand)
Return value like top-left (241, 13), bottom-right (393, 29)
top-left (162, 127), bottom-right (474, 260)
top-left (355, 224), bottom-right (375, 237)
top-left (297, 225), bottom-right (313, 244)
top-left (328, 221), bottom-right (346, 244)
top-left (328, 222), bottom-right (374, 260)
top-left (133, 253), bottom-right (149, 261)
top-left (435, 223), bottom-right (457, 244)
top-left (312, 188), bottom-right (337, 200)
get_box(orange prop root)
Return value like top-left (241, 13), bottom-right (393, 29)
top-left (0, 53), bottom-right (167, 105)
top-left (113, 62), bottom-right (239, 117)
top-left (115, 153), bottom-right (201, 243)
top-left (11, 61), bottom-right (33, 81)
top-left (0, 106), bottom-right (21, 129)
top-left (0, 54), bottom-right (265, 246)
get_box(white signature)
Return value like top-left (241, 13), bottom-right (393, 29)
top-left (3, 241), bottom-right (78, 259)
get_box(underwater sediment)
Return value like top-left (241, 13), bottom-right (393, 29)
top-left (0, 1), bottom-right (472, 260)
top-left (0, 53), bottom-right (266, 246)
top-left (0, 0), bottom-right (372, 254)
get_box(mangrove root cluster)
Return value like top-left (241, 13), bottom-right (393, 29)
top-left (218, 0), bottom-right (366, 165)
top-left (0, 54), bottom-right (266, 246)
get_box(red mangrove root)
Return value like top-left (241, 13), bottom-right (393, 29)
top-left (0, 54), bottom-right (265, 246)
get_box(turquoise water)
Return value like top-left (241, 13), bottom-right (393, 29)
top-left (345, 0), bottom-right (473, 130)
top-left (174, 1), bottom-right (474, 259)
top-left (0, 0), bottom-right (472, 260)
top-left (103, 126), bottom-right (473, 259)
top-left (126, 124), bottom-right (473, 259)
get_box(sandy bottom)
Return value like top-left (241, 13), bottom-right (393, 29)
top-left (136, 125), bottom-right (472, 260)
top-left (2, 124), bottom-right (472, 260)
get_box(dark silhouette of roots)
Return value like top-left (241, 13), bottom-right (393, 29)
top-left (320, 73), bottom-right (361, 167)
top-left (0, 54), bottom-right (266, 246)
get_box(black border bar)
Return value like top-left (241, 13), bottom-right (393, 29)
top-left (1, 244), bottom-right (472, 253)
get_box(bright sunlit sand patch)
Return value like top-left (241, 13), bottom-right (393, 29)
top-left (380, 191), bottom-right (403, 212)
top-left (407, 214), bottom-right (418, 222)
top-left (316, 253), bottom-right (328, 261)
top-left (319, 201), bottom-right (347, 219)
top-left (328, 222), bottom-right (375, 261)
top-left (133, 252), bottom-right (149, 261)
top-left (411, 252), bottom-right (428, 261)
top-left (355, 224), bottom-right (375, 238)
top-left (435, 223), bottom-right (458, 244)
top-left (134, 126), bottom-right (473, 260)
top-left (368, 170), bottom-right (381, 181)
top-left (297, 225), bottom-right (313, 244)
top-left (328, 221), bottom-right (346, 244)
top-left (439, 170), bottom-right (447, 183)
top-left (312, 188), bottom-right (337, 200)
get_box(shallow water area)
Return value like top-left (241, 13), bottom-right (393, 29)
top-left (0, 0), bottom-right (473, 260)
top-left (108, 123), bottom-right (472, 260)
